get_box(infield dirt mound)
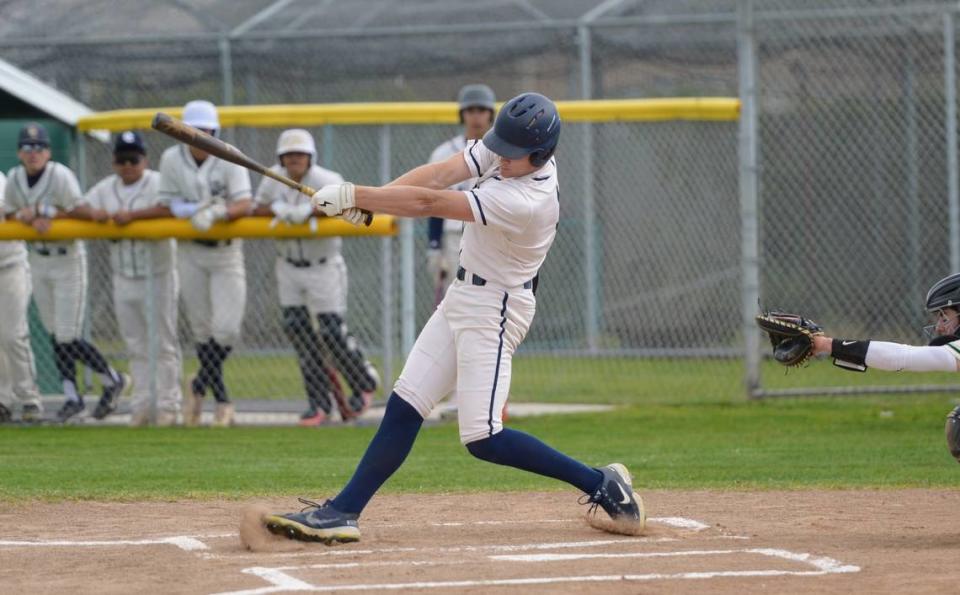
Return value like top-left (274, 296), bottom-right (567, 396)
top-left (1, 489), bottom-right (958, 594)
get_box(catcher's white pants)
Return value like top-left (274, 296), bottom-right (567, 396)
top-left (276, 254), bottom-right (347, 315)
top-left (29, 252), bottom-right (87, 342)
top-left (0, 260), bottom-right (41, 409)
top-left (177, 243), bottom-right (246, 346)
top-left (393, 278), bottom-right (535, 444)
top-left (113, 270), bottom-right (182, 417)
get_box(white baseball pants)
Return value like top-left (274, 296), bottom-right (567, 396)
top-left (393, 279), bottom-right (535, 444)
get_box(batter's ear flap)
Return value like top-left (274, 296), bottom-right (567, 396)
top-left (529, 147), bottom-right (555, 168)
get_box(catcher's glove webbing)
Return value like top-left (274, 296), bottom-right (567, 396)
top-left (947, 406), bottom-right (960, 464)
top-left (755, 311), bottom-right (823, 367)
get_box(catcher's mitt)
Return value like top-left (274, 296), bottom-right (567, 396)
top-left (946, 405), bottom-right (960, 464)
top-left (755, 311), bottom-right (824, 367)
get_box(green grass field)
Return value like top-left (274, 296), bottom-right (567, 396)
top-left (2, 389), bottom-right (959, 501)
top-left (171, 354), bottom-right (960, 403)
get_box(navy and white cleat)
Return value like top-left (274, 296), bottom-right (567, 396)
top-left (581, 463), bottom-right (646, 536)
top-left (264, 498), bottom-right (360, 544)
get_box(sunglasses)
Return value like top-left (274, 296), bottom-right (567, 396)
top-left (19, 143), bottom-right (48, 153)
top-left (114, 154), bottom-right (143, 166)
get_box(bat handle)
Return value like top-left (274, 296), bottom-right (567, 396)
top-left (300, 184), bottom-right (374, 227)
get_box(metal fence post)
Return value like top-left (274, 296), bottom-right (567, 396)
top-left (145, 255), bottom-right (158, 424)
top-left (579, 23), bottom-right (599, 353)
top-left (379, 125), bottom-right (395, 387)
top-left (946, 10), bottom-right (959, 273)
top-left (738, 0), bottom-right (761, 398)
top-left (219, 36), bottom-right (235, 145)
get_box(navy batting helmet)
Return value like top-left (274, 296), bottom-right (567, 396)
top-left (482, 92), bottom-right (560, 167)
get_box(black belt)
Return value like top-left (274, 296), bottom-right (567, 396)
top-left (457, 266), bottom-right (534, 290)
top-left (192, 239), bottom-right (232, 248)
top-left (285, 257), bottom-right (327, 268)
top-left (34, 246), bottom-right (69, 257)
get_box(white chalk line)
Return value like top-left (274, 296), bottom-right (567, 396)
top-left (213, 547), bottom-right (860, 595)
top-left (0, 536), bottom-right (209, 552)
top-left (377, 516), bottom-right (709, 531)
top-left (197, 536), bottom-right (676, 562)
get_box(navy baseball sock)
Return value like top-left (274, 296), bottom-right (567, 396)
top-left (466, 428), bottom-right (604, 494)
top-left (71, 339), bottom-right (117, 383)
top-left (208, 340), bottom-right (232, 403)
top-left (331, 393), bottom-right (424, 514)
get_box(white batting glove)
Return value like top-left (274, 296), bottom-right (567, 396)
top-left (270, 200), bottom-right (292, 221)
top-left (190, 202), bottom-right (228, 232)
top-left (288, 202), bottom-right (314, 225)
top-left (341, 208), bottom-right (367, 227)
top-left (311, 182), bottom-right (355, 216)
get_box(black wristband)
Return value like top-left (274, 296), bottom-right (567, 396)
top-left (831, 338), bottom-right (870, 372)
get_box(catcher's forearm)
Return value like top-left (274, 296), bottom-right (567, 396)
top-left (825, 337), bottom-right (959, 372)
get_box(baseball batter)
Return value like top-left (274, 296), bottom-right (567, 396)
top-left (252, 129), bottom-right (379, 425)
top-left (0, 170), bottom-right (43, 423)
top-left (3, 123), bottom-right (126, 423)
top-left (772, 272), bottom-right (960, 464)
top-left (158, 100), bottom-right (252, 427)
top-left (426, 84), bottom-right (496, 303)
top-left (72, 131), bottom-right (182, 426)
top-left (266, 93), bottom-right (644, 544)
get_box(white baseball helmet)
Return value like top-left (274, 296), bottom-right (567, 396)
top-left (276, 128), bottom-right (317, 158)
top-left (182, 100), bottom-right (220, 131)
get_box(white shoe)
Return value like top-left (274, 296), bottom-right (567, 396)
top-left (184, 375), bottom-right (204, 427)
top-left (213, 402), bottom-right (235, 427)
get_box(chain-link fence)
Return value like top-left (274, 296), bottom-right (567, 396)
top-left (4, 0), bottom-right (960, 409)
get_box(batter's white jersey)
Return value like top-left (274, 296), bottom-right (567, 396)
top-left (255, 164), bottom-right (343, 262)
top-left (393, 138), bottom-right (559, 444)
top-left (4, 162), bottom-right (88, 342)
top-left (429, 134), bottom-right (476, 233)
top-left (460, 139), bottom-right (558, 288)
top-left (81, 170), bottom-right (175, 277)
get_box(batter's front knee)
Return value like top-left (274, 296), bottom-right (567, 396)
top-left (465, 433), bottom-right (505, 464)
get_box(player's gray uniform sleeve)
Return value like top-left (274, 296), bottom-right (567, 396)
top-left (79, 176), bottom-right (108, 209)
top-left (225, 162), bottom-right (252, 201)
top-left (52, 164), bottom-right (83, 211)
top-left (254, 167), bottom-right (282, 205)
top-left (1, 171), bottom-right (12, 215)
top-left (157, 149), bottom-right (181, 205)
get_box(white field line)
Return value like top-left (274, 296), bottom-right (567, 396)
top-left (198, 536), bottom-right (675, 562)
top-left (491, 547), bottom-right (859, 571)
top-left (378, 516), bottom-right (708, 531)
top-left (0, 536), bottom-right (209, 551)
top-left (213, 548), bottom-right (860, 595)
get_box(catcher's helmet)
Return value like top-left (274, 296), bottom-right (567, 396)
top-left (925, 272), bottom-right (960, 312)
top-left (482, 92), bottom-right (560, 167)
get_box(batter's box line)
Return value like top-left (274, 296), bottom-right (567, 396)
top-left (213, 548), bottom-right (860, 595)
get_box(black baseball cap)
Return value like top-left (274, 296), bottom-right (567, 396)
top-left (18, 122), bottom-right (50, 148)
top-left (114, 130), bottom-right (146, 154)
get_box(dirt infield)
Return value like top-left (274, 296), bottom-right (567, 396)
top-left (1, 489), bottom-right (958, 594)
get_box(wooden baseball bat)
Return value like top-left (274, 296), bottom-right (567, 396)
top-left (150, 112), bottom-right (373, 226)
